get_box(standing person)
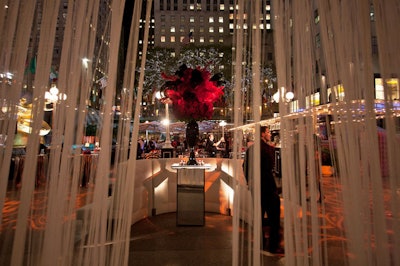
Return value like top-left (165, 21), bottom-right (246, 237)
top-left (243, 125), bottom-right (283, 254)
top-left (205, 133), bottom-right (224, 157)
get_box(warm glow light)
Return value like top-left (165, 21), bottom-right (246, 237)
top-left (272, 90), bottom-right (294, 103)
top-left (161, 118), bottom-right (169, 125)
top-left (49, 86), bottom-right (59, 96)
top-left (154, 178), bottom-right (169, 211)
top-left (155, 91), bottom-right (165, 99)
top-left (58, 93), bottom-right (67, 101)
top-left (286, 91), bottom-right (294, 100)
top-left (220, 180), bottom-right (234, 215)
top-left (45, 85), bottom-right (67, 103)
top-left (82, 57), bottom-right (89, 68)
top-left (272, 91), bottom-right (280, 102)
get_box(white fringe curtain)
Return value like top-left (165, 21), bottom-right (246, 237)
top-left (271, 0), bottom-right (400, 265)
top-left (1, 0), bottom-right (399, 265)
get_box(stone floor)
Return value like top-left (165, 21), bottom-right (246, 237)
top-left (129, 212), bottom-right (285, 266)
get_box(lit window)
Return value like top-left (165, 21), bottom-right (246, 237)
top-left (190, 4), bottom-right (194, 10)
top-left (171, 36), bottom-right (175, 42)
top-left (266, 5), bottom-right (271, 11)
top-left (209, 27), bottom-right (214, 32)
top-left (170, 26), bottom-right (175, 33)
top-left (229, 23), bottom-right (234, 29)
top-left (315, 33), bottom-right (321, 48)
top-left (219, 4), bottom-right (224, 11)
top-left (314, 9), bottom-right (320, 24)
top-left (209, 17), bottom-right (214, 23)
top-left (200, 37), bottom-right (205, 43)
top-left (190, 17), bottom-right (195, 23)
top-left (209, 37), bottom-right (214, 43)
top-left (266, 23), bottom-right (271, 30)
top-left (161, 36), bottom-right (166, 42)
top-left (219, 27), bottom-right (223, 33)
top-left (219, 17), bottom-right (223, 23)
top-left (219, 38), bottom-right (224, 43)
top-left (266, 14), bottom-right (270, 20)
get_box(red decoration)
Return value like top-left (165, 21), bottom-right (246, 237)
top-left (161, 65), bottom-right (224, 121)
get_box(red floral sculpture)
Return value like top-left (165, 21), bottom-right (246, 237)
top-left (161, 64), bottom-right (224, 121)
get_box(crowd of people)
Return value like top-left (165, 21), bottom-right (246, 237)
top-left (135, 132), bottom-right (231, 159)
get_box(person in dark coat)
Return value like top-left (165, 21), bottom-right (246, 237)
top-left (205, 133), bottom-right (224, 157)
top-left (243, 125), bottom-right (283, 254)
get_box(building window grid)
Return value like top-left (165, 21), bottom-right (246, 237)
top-left (156, 0), bottom-right (236, 47)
